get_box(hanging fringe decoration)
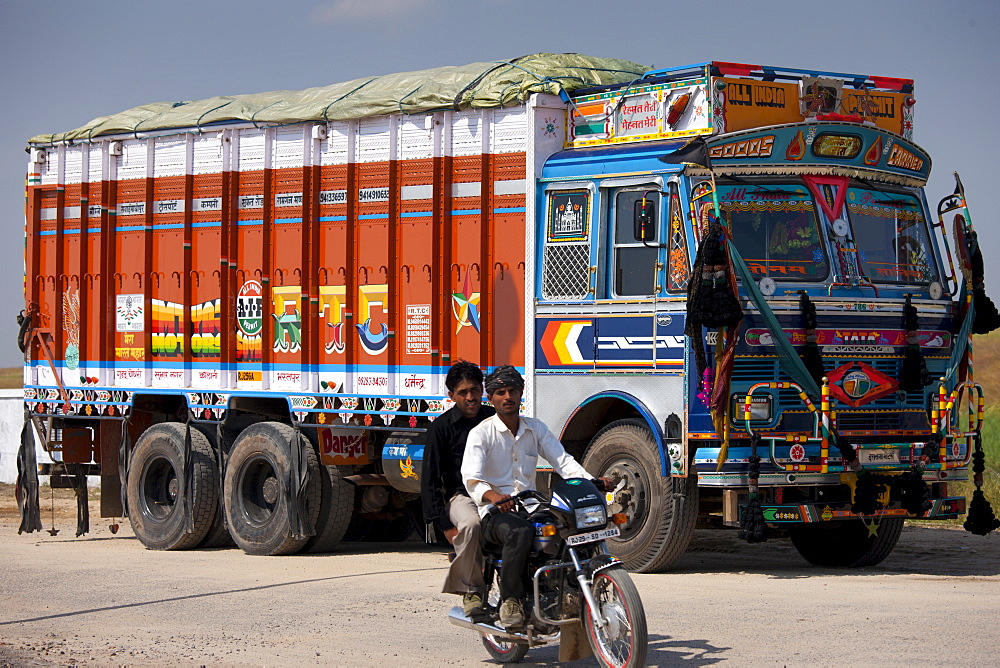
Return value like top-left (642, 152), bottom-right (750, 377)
top-left (685, 219), bottom-right (743, 411)
top-left (964, 435), bottom-right (1000, 535)
top-left (955, 209), bottom-right (1000, 335)
top-left (798, 291), bottom-right (825, 387)
top-left (899, 295), bottom-right (931, 392)
top-left (738, 432), bottom-right (767, 543)
top-left (967, 230), bottom-right (1000, 334)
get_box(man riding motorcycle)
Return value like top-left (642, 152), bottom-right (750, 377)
top-left (461, 365), bottom-right (611, 628)
top-left (420, 361), bottom-right (495, 621)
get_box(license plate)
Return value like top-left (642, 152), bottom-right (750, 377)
top-left (858, 448), bottom-right (899, 465)
top-left (567, 527), bottom-right (619, 546)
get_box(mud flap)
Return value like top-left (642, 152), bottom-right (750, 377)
top-left (118, 420), bottom-right (131, 518)
top-left (74, 471), bottom-right (89, 537)
top-left (16, 410), bottom-right (42, 534)
top-left (287, 425), bottom-right (314, 541)
top-left (558, 620), bottom-right (593, 662)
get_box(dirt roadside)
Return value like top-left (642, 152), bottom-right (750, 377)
top-left (1, 485), bottom-right (998, 667)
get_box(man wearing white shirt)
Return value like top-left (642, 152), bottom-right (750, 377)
top-left (461, 365), bottom-right (608, 628)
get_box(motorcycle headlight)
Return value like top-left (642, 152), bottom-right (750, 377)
top-left (574, 504), bottom-right (607, 529)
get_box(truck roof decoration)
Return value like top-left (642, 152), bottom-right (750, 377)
top-left (28, 53), bottom-right (647, 145)
top-left (566, 61), bottom-right (917, 151)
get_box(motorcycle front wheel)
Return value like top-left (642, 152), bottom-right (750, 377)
top-left (583, 565), bottom-right (648, 668)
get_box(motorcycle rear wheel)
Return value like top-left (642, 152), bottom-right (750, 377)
top-left (481, 576), bottom-right (530, 663)
top-left (481, 634), bottom-right (529, 664)
top-left (583, 565), bottom-right (648, 668)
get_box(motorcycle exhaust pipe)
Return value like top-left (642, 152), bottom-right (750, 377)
top-left (447, 606), bottom-right (526, 641)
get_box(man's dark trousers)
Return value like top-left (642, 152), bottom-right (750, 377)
top-left (482, 510), bottom-right (534, 600)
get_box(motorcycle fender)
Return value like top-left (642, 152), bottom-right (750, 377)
top-left (585, 554), bottom-right (621, 578)
top-left (558, 620), bottom-right (594, 662)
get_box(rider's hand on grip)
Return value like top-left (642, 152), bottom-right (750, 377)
top-left (483, 490), bottom-right (515, 514)
top-left (591, 477), bottom-right (614, 493)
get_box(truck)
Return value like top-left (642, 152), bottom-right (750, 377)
top-left (19, 53), bottom-right (993, 568)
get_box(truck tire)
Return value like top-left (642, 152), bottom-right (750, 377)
top-left (197, 511), bottom-right (235, 549)
top-left (303, 465), bottom-right (353, 553)
top-left (127, 423), bottom-right (217, 551)
top-left (790, 517), bottom-right (904, 568)
top-left (223, 422), bottom-right (321, 556)
top-left (583, 419), bottom-right (698, 573)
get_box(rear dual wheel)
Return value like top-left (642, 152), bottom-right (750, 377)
top-left (127, 423), bottom-right (218, 550)
top-left (223, 422), bottom-right (321, 556)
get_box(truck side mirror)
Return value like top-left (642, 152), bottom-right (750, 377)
top-left (633, 198), bottom-right (656, 242)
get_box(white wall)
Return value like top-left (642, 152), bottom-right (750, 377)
top-left (0, 390), bottom-right (49, 483)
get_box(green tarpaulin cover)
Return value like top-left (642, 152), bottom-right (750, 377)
top-left (30, 53), bottom-right (647, 144)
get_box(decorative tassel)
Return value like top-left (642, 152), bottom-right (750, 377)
top-left (965, 229), bottom-right (1000, 334)
top-left (964, 439), bottom-right (1000, 535)
top-left (738, 433), bottom-right (767, 544)
top-left (696, 367), bottom-right (715, 407)
top-left (851, 471), bottom-right (894, 516)
top-left (899, 295), bottom-right (931, 392)
top-left (798, 291), bottom-right (825, 387)
top-left (897, 468), bottom-right (933, 516)
top-left (971, 289), bottom-right (1000, 335)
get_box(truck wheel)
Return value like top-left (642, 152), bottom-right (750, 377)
top-left (197, 511), bottom-right (235, 549)
top-left (790, 517), bottom-right (904, 568)
top-left (127, 423), bottom-right (217, 550)
top-left (303, 465), bottom-right (353, 553)
top-left (583, 419), bottom-right (698, 573)
top-left (223, 422), bottom-right (321, 556)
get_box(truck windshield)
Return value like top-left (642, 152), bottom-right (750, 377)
top-left (717, 183), bottom-right (828, 281)
top-left (846, 187), bottom-right (937, 285)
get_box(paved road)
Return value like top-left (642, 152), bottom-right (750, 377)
top-left (0, 521), bottom-right (998, 666)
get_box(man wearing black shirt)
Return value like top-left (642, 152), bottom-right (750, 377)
top-left (421, 361), bottom-right (495, 621)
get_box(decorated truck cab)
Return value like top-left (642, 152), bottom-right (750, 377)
top-left (19, 56), bottom-right (998, 568)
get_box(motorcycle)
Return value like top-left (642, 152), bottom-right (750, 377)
top-left (448, 478), bottom-right (648, 667)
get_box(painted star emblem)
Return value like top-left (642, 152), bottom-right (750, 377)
top-left (451, 270), bottom-right (481, 334)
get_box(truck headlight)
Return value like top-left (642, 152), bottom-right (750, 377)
top-left (732, 394), bottom-right (772, 422)
top-left (575, 504), bottom-right (607, 529)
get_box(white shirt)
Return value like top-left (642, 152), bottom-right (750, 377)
top-left (462, 413), bottom-right (591, 517)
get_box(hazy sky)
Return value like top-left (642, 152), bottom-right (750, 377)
top-left (2, 0), bottom-right (998, 367)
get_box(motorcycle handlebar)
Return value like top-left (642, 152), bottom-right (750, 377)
top-left (485, 489), bottom-right (543, 516)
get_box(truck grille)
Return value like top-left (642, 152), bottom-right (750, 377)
top-left (732, 356), bottom-right (943, 411)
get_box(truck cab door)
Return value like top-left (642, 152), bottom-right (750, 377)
top-left (593, 182), bottom-right (664, 370)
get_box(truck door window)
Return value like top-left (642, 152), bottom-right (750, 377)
top-left (541, 189), bottom-right (592, 300)
top-left (718, 183), bottom-right (828, 281)
top-left (845, 188), bottom-right (937, 285)
top-left (613, 189), bottom-right (659, 296)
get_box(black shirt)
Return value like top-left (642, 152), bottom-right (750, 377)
top-left (420, 404), bottom-right (495, 532)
